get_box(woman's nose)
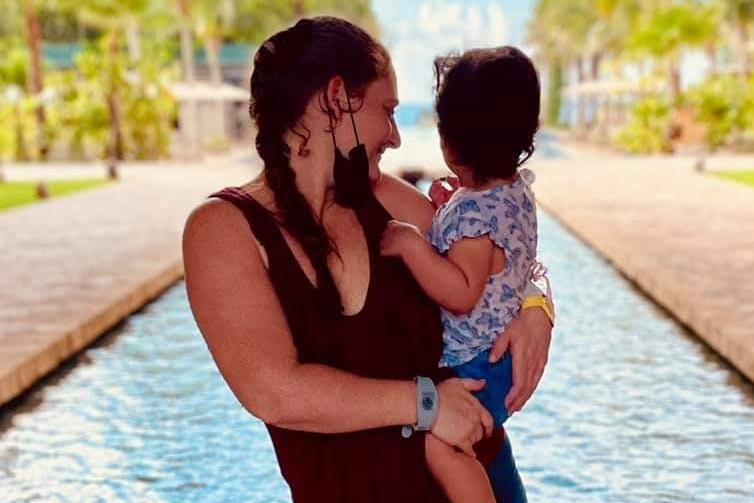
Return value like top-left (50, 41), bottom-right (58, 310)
top-left (386, 118), bottom-right (401, 149)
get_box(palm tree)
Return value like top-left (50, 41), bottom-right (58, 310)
top-left (528, 0), bottom-right (596, 129)
top-left (725, 0), bottom-right (754, 78)
top-left (67, 0), bottom-right (152, 160)
top-left (628, 2), bottom-right (719, 102)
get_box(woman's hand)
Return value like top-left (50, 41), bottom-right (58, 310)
top-left (489, 306), bottom-right (552, 414)
top-left (430, 378), bottom-right (493, 457)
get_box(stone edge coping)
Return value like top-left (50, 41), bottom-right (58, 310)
top-left (0, 262), bottom-right (184, 408)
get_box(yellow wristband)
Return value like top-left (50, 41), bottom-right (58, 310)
top-left (521, 295), bottom-right (555, 326)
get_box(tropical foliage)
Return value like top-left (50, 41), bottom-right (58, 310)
top-left (0, 0), bottom-right (378, 161)
top-left (528, 0), bottom-right (754, 152)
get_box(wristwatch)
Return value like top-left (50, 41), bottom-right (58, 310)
top-left (401, 376), bottom-right (438, 438)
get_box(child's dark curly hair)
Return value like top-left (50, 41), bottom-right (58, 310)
top-left (434, 46), bottom-right (540, 184)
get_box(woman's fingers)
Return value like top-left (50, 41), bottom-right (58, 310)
top-left (459, 379), bottom-right (493, 437)
top-left (505, 355), bottom-right (526, 412)
top-left (511, 352), bottom-right (547, 413)
top-left (432, 378), bottom-right (494, 451)
top-left (478, 403), bottom-right (494, 437)
top-left (503, 306), bottom-right (552, 411)
top-left (458, 378), bottom-right (493, 435)
top-left (489, 330), bottom-right (511, 363)
top-left (456, 438), bottom-right (477, 458)
top-left (460, 378), bottom-right (486, 392)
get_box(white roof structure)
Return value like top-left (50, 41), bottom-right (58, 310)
top-left (168, 82), bottom-right (249, 102)
top-left (563, 79), bottom-right (663, 97)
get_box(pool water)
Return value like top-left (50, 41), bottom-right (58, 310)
top-left (1, 207), bottom-right (752, 502)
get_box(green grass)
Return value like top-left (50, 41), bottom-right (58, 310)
top-left (0, 179), bottom-right (112, 212)
top-left (712, 170), bottom-right (754, 188)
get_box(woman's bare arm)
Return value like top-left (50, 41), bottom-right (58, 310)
top-left (182, 198), bottom-right (490, 440)
top-left (183, 199), bottom-right (416, 433)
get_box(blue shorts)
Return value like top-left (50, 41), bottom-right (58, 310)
top-left (451, 349), bottom-right (512, 426)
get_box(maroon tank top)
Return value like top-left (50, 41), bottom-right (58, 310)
top-left (210, 186), bottom-right (455, 503)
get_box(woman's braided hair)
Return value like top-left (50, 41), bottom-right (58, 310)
top-left (250, 16), bottom-right (390, 315)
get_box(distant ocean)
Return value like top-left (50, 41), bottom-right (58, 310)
top-left (394, 102), bottom-right (434, 129)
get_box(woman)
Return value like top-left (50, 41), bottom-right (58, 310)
top-left (182, 16), bottom-right (552, 503)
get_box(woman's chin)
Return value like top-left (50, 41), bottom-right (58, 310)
top-left (368, 162), bottom-right (382, 182)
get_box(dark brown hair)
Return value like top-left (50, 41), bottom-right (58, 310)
top-left (250, 16), bottom-right (390, 315)
top-left (434, 46), bottom-right (540, 184)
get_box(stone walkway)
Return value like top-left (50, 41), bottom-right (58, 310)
top-left (528, 146), bottom-right (754, 382)
top-left (0, 152), bottom-right (254, 406)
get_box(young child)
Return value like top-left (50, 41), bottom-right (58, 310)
top-left (380, 46), bottom-right (551, 502)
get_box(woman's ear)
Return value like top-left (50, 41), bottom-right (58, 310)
top-left (324, 75), bottom-right (346, 122)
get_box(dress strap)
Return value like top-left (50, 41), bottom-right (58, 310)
top-left (351, 190), bottom-right (392, 250)
top-left (208, 187), bottom-right (292, 272)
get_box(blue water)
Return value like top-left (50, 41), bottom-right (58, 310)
top-left (394, 102), bottom-right (432, 128)
top-left (1, 200), bottom-right (752, 501)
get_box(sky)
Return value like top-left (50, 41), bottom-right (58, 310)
top-left (373, 0), bottom-right (535, 104)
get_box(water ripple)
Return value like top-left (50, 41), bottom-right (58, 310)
top-left (0, 211), bottom-right (752, 502)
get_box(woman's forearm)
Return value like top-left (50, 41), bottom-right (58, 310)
top-left (258, 364), bottom-right (417, 433)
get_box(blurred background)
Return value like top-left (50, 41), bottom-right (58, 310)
top-left (0, 1), bottom-right (752, 502)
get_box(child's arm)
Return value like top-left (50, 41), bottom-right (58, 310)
top-left (380, 220), bottom-right (494, 314)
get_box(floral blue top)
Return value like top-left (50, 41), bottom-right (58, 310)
top-left (427, 168), bottom-right (538, 367)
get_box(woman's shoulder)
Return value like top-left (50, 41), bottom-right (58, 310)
top-left (373, 172), bottom-right (435, 232)
top-left (185, 179), bottom-right (273, 240)
top-left (185, 192), bottom-right (251, 241)
top-left (183, 185), bottom-right (270, 265)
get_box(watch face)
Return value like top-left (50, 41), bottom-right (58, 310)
top-left (422, 395), bottom-right (434, 411)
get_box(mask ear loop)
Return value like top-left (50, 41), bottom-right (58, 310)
top-left (327, 82), bottom-right (362, 151)
top-left (327, 108), bottom-right (338, 148)
top-left (343, 83), bottom-right (361, 146)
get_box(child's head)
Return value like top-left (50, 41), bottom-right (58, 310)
top-left (434, 46), bottom-right (540, 184)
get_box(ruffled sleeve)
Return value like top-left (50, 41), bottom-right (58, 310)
top-left (429, 196), bottom-right (498, 254)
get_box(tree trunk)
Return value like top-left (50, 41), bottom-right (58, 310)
top-left (739, 20), bottom-right (750, 79)
top-left (23, 5), bottom-right (48, 159)
top-left (590, 53), bottom-right (603, 131)
top-left (546, 59), bottom-right (563, 126)
top-left (206, 36), bottom-right (223, 84)
top-left (705, 41), bottom-right (717, 76)
top-left (14, 104), bottom-right (29, 161)
top-left (576, 58), bottom-right (587, 131)
top-left (668, 56), bottom-right (681, 103)
top-left (125, 16), bottom-right (142, 64)
top-left (293, 0), bottom-right (305, 17)
top-left (106, 33), bottom-right (124, 161)
top-left (590, 52), bottom-right (602, 80)
top-left (178, 0), bottom-right (196, 83)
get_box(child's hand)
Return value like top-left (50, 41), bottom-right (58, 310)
top-left (429, 176), bottom-right (460, 209)
top-left (380, 220), bottom-right (424, 258)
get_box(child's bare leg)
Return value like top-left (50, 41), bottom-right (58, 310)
top-left (426, 433), bottom-right (495, 503)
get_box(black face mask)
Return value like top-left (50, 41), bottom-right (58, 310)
top-left (330, 93), bottom-right (372, 208)
top-left (333, 143), bottom-right (371, 207)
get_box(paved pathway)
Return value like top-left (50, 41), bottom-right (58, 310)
top-left (528, 145), bottom-right (754, 382)
top-left (0, 152), bottom-right (254, 406)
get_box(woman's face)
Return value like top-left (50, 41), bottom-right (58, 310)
top-left (338, 66), bottom-right (401, 181)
